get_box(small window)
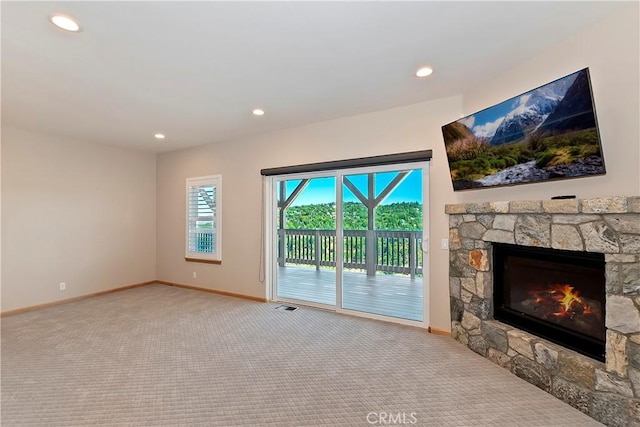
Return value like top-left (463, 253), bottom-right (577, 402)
top-left (185, 175), bottom-right (222, 263)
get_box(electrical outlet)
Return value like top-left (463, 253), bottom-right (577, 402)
top-left (192, 272), bottom-right (197, 279)
top-left (59, 282), bottom-right (66, 291)
top-left (441, 239), bottom-right (449, 250)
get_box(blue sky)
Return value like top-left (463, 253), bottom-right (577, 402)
top-left (459, 98), bottom-right (514, 139)
top-left (457, 70), bottom-right (578, 139)
top-left (283, 170), bottom-right (423, 206)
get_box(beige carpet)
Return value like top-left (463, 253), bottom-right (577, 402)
top-left (1, 284), bottom-right (602, 426)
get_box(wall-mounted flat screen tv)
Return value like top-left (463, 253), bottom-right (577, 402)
top-left (442, 68), bottom-right (605, 191)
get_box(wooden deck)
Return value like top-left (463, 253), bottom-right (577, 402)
top-left (276, 265), bottom-right (423, 321)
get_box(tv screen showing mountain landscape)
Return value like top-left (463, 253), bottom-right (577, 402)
top-left (442, 68), bottom-right (605, 191)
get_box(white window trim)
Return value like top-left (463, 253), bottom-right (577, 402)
top-left (185, 175), bottom-right (222, 263)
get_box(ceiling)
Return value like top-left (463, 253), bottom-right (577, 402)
top-left (1, 1), bottom-right (628, 153)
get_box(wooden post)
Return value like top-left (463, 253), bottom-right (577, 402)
top-left (409, 234), bottom-right (416, 279)
top-left (278, 229), bottom-right (286, 267)
top-left (277, 179), bottom-right (310, 268)
top-left (315, 230), bottom-right (321, 270)
top-left (366, 230), bottom-right (377, 276)
top-left (366, 175), bottom-right (376, 276)
top-left (343, 172), bottom-right (409, 277)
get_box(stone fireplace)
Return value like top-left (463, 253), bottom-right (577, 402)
top-left (445, 196), bottom-right (640, 427)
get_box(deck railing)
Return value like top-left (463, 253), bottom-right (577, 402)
top-left (277, 229), bottom-right (423, 278)
top-left (194, 230), bottom-right (215, 253)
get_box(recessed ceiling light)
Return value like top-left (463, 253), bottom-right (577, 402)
top-left (154, 133), bottom-right (166, 140)
top-left (415, 67), bottom-right (434, 78)
top-left (49, 14), bottom-right (82, 32)
top-left (252, 109), bottom-right (265, 116)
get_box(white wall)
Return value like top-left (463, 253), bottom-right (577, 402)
top-left (156, 95), bottom-right (463, 328)
top-left (1, 127), bottom-right (157, 312)
top-left (3, 3), bottom-right (633, 325)
top-left (156, 4), bottom-right (639, 331)
top-left (0, 126), bottom-right (3, 311)
top-left (454, 4), bottom-right (639, 204)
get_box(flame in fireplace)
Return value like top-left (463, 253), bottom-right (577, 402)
top-left (520, 281), bottom-right (603, 342)
top-left (532, 284), bottom-right (593, 317)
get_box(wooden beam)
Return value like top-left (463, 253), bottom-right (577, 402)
top-left (367, 174), bottom-right (375, 229)
top-left (343, 176), bottom-right (370, 207)
top-left (280, 179), bottom-right (310, 210)
top-left (278, 179), bottom-right (310, 266)
top-left (278, 181), bottom-right (286, 205)
top-left (366, 174), bottom-right (376, 276)
top-left (374, 171), bottom-right (409, 206)
top-left (278, 181), bottom-right (286, 230)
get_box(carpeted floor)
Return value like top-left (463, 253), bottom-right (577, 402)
top-left (1, 284), bottom-right (602, 426)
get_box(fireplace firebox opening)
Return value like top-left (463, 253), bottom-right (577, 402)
top-left (492, 243), bottom-right (605, 362)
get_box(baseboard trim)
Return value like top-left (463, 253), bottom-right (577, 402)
top-left (428, 326), bottom-right (451, 337)
top-left (1, 281), bottom-right (156, 317)
top-left (156, 281), bottom-right (268, 303)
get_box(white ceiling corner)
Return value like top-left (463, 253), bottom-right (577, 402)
top-left (0, 1), bottom-right (628, 153)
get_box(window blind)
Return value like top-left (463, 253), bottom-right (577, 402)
top-left (185, 175), bottom-right (222, 262)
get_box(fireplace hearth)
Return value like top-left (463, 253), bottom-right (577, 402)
top-left (493, 243), bottom-right (605, 361)
top-left (446, 196), bottom-right (640, 427)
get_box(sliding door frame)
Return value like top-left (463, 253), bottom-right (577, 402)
top-left (266, 170), bottom-right (340, 312)
top-left (264, 161), bottom-right (430, 328)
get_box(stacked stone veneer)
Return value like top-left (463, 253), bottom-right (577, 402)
top-left (445, 196), bottom-right (640, 427)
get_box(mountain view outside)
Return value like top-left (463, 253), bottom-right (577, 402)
top-left (279, 170), bottom-right (422, 278)
top-left (275, 168), bottom-right (425, 321)
top-left (284, 172), bottom-right (422, 232)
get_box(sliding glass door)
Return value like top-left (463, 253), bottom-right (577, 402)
top-left (270, 162), bottom-right (428, 324)
top-left (341, 168), bottom-right (424, 321)
top-left (274, 175), bottom-right (337, 306)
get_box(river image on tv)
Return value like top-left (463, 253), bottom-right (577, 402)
top-left (442, 68), bottom-right (605, 191)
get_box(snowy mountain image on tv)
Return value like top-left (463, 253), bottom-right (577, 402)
top-left (442, 68), bottom-right (605, 191)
